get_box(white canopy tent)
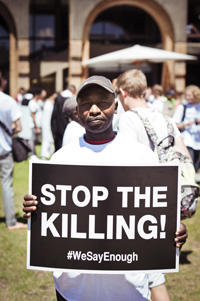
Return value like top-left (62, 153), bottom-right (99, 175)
top-left (82, 44), bottom-right (198, 67)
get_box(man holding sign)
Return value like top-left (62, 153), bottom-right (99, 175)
top-left (23, 76), bottom-right (187, 301)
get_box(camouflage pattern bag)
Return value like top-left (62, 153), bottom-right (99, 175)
top-left (132, 111), bottom-right (199, 220)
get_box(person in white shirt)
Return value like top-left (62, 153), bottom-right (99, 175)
top-left (23, 75), bottom-right (187, 301)
top-left (116, 69), bottom-right (191, 160)
top-left (62, 95), bottom-right (85, 146)
top-left (116, 69), bottom-right (191, 300)
top-left (28, 87), bottom-right (43, 154)
top-left (173, 85), bottom-right (200, 172)
top-left (150, 84), bottom-right (166, 113)
top-left (0, 77), bottom-right (26, 230)
top-left (41, 93), bottom-right (56, 159)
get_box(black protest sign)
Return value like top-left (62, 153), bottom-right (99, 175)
top-left (27, 162), bottom-right (180, 273)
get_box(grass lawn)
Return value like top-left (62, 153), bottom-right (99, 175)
top-left (0, 147), bottom-right (56, 301)
top-left (165, 203), bottom-right (200, 301)
top-left (0, 150), bottom-right (200, 300)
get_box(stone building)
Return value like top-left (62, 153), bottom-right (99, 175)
top-left (0, 0), bottom-right (199, 97)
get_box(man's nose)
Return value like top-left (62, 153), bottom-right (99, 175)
top-left (89, 104), bottom-right (101, 114)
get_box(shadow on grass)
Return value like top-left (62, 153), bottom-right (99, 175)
top-left (17, 217), bottom-right (27, 224)
top-left (0, 214), bottom-right (27, 224)
top-left (180, 251), bottom-right (192, 264)
top-left (0, 217), bottom-right (5, 223)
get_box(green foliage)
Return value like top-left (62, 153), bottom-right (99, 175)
top-left (0, 153), bottom-right (200, 300)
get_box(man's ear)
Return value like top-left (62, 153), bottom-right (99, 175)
top-left (120, 88), bottom-right (127, 98)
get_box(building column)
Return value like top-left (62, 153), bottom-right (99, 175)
top-left (9, 32), bottom-right (18, 98)
top-left (174, 42), bottom-right (187, 93)
top-left (18, 38), bottom-right (30, 91)
top-left (82, 39), bottom-right (89, 79)
top-left (68, 39), bottom-right (83, 89)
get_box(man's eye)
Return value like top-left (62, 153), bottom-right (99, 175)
top-left (100, 102), bottom-right (110, 108)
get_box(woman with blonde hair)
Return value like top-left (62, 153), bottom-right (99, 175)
top-left (173, 85), bottom-right (200, 171)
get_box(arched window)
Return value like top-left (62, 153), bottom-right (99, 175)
top-left (29, 0), bottom-right (69, 58)
top-left (90, 5), bottom-right (161, 48)
top-left (89, 5), bottom-right (162, 85)
top-left (29, 0), bottom-right (69, 94)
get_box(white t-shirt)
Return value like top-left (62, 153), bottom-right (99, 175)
top-left (112, 98), bottom-right (125, 131)
top-left (51, 133), bottom-right (165, 301)
top-left (42, 100), bottom-right (54, 142)
top-left (0, 91), bottom-right (22, 156)
top-left (173, 103), bottom-right (200, 150)
top-left (62, 121), bottom-right (85, 146)
top-left (36, 99), bottom-right (44, 128)
top-left (152, 97), bottom-right (166, 113)
top-left (119, 107), bottom-right (180, 152)
top-left (28, 99), bottom-right (42, 128)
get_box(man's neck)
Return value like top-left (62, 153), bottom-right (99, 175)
top-left (125, 96), bottom-right (148, 111)
top-left (84, 135), bottom-right (116, 145)
top-left (84, 129), bottom-right (116, 142)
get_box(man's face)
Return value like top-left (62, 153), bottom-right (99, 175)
top-left (77, 85), bottom-right (117, 136)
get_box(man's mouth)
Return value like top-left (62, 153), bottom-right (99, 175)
top-left (87, 118), bottom-right (104, 124)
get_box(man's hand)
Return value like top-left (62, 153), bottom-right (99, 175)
top-left (35, 127), bottom-right (41, 134)
top-left (23, 194), bottom-right (38, 218)
top-left (175, 222), bottom-right (188, 248)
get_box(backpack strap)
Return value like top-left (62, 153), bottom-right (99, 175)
top-left (132, 110), bottom-right (175, 160)
top-left (0, 120), bottom-right (12, 137)
top-left (181, 105), bottom-right (186, 122)
top-left (131, 110), bottom-right (159, 144)
top-left (131, 110), bottom-right (162, 160)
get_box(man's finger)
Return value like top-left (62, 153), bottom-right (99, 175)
top-left (24, 194), bottom-right (37, 201)
top-left (23, 200), bottom-right (38, 207)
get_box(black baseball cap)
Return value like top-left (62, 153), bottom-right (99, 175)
top-left (76, 75), bottom-right (115, 98)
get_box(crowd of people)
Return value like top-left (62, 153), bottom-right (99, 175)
top-left (15, 84), bottom-right (77, 159)
top-left (0, 69), bottom-right (199, 300)
top-left (11, 76), bottom-right (200, 176)
top-left (144, 82), bottom-right (200, 174)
